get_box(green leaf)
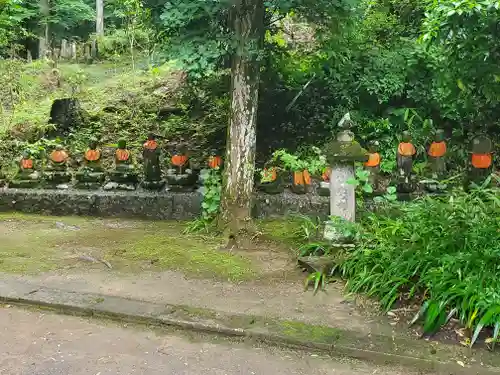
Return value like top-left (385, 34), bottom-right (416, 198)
top-left (492, 321), bottom-right (500, 349)
top-left (313, 272), bottom-right (323, 295)
top-left (363, 184), bottom-right (373, 194)
top-left (410, 301), bottom-right (429, 326)
top-left (346, 178), bottom-right (360, 186)
top-left (471, 306), bottom-right (500, 346)
top-left (387, 186), bottom-right (397, 194)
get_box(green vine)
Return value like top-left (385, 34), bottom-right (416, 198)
top-left (185, 168), bottom-right (222, 233)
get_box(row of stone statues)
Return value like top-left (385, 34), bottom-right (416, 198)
top-left (8, 135), bottom-right (221, 191)
top-left (258, 130), bottom-right (495, 195)
top-left (4, 131), bottom-right (496, 194)
top-left (360, 130), bottom-right (494, 193)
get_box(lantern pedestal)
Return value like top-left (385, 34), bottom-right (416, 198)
top-left (322, 113), bottom-right (367, 242)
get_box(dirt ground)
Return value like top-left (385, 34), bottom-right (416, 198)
top-left (0, 213), bottom-right (299, 281)
top-left (0, 306), bottom-right (430, 375)
top-left (0, 213), bottom-right (402, 337)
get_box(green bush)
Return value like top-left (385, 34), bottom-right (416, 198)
top-left (340, 182), bottom-right (500, 345)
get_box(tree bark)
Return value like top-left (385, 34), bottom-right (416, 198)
top-left (96, 0), bottom-right (104, 36)
top-left (39, 0), bottom-right (50, 58)
top-left (219, 0), bottom-right (264, 238)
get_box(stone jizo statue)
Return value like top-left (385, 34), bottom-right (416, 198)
top-left (142, 133), bottom-right (165, 190)
top-left (396, 131), bottom-right (416, 193)
top-left (44, 145), bottom-right (72, 188)
top-left (104, 139), bottom-right (139, 191)
top-left (75, 139), bottom-right (105, 189)
top-left (9, 150), bottom-right (41, 188)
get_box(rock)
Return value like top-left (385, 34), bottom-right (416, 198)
top-left (298, 256), bottom-right (338, 274)
top-left (47, 98), bottom-right (88, 138)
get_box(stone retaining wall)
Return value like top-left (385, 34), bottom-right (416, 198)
top-left (0, 188), bottom-right (330, 220)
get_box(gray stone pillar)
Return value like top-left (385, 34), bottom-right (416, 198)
top-left (323, 112), bottom-right (367, 242)
top-left (329, 163), bottom-right (356, 222)
top-left (70, 42), bottom-right (77, 60)
top-left (61, 39), bottom-right (68, 59)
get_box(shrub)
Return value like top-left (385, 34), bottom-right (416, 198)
top-left (340, 181), bottom-right (500, 345)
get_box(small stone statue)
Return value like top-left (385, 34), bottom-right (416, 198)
top-left (364, 141), bottom-right (381, 191)
top-left (317, 167), bottom-right (331, 196)
top-left (428, 130), bottom-right (447, 178)
top-left (207, 155), bottom-right (222, 169)
top-left (75, 139), bottom-right (105, 189)
top-left (44, 145), bottom-right (72, 189)
top-left (142, 133), bottom-right (165, 190)
top-left (198, 152), bottom-right (223, 190)
top-left (9, 150), bottom-right (41, 188)
top-left (424, 129), bottom-right (448, 192)
top-left (291, 170), bottom-right (312, 194)
top-left (257, 165), bottom-right (284, 194)
top-left (165, 147), bottom-right (197, 192)
top-left (396, 131), bottom-right (416, 193)
top-left (104, 139), bottom-right (138, 191)
top-left (468, 134), bottom-right (494, 187)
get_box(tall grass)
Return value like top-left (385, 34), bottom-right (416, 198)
top-left (340, 186), bottom-right (500, 345)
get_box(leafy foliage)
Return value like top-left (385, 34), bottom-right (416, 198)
top-left (268, 147), bottom-right (326, 174)
top-left (185, 168), bottom-right (222, 233)
top-left (0, 0), bottom-right (34, 52)
top-left (340, 181), bottom-right (500, 344)
top-left (421, 0), bottom-right (500, 127)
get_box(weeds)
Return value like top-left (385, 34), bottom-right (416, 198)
top-left (340, 184), bottom-right (500, 345)
top-left (304, 271), bottom-right (327, 295)
top-left (185, 168), bottom-right (221, 234)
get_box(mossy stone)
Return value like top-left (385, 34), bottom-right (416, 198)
top-left (324, 138), bottom-right (368, 164)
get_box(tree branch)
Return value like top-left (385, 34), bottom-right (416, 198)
top-left (265, 14), bottom-right (286, 27)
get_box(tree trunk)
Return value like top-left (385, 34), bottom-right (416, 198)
top-left (96, 0), bottom-right (104, 36)
top-left (219, 0), bottom-right (264, 239)
top-left (39, 0), bottom-right (50, 58)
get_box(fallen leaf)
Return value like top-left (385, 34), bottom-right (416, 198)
top-left (457, 361), bottom-right (465, 367)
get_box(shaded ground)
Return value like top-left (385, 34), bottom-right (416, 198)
top-left (0, 213), bottom-right (298, 281)
top-left (0, 306), bottom-right (429, 375)
top-left (0, 213), bottom-right (404, 338)
top-left (0, 213), bottom-right (488, 360)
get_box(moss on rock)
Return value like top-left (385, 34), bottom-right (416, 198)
top-left (324, 139), bottom-right (368, 164)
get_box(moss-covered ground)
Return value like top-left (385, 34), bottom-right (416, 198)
top-left (0, 213), bottom-right (301, 281)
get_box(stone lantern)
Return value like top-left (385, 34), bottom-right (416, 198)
top-left (323, 113), bottom-right (368, 241)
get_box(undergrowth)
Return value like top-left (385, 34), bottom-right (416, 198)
top-left (340, 176), bottom-right (500, 346)
top-left (185, 168), bottom-right (222, 233)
